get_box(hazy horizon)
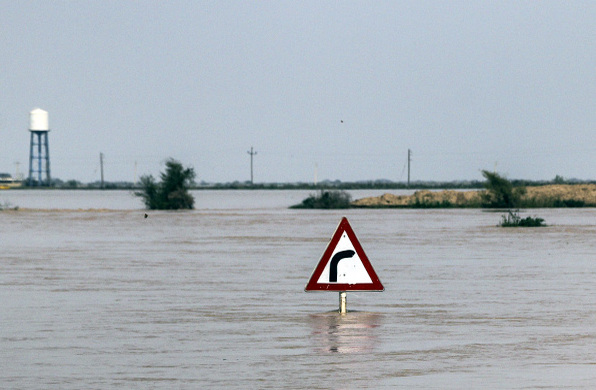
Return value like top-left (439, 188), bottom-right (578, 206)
top-left (2, 2), bottom-right (594, 183)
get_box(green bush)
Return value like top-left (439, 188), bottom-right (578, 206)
top-left (291, 190), bottom-right (352, 209)
top-left (135, 159), bottom-right (196, 210)
top-left (499, 210), bottom-right (546, 227)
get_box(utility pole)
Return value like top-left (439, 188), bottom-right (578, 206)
top-left (407, 149), bottom-right (412, 187)
top-left (14, 161), bottom-right (22, 180)
top-left (247, 146), bottom-right (257, 185)
top-left (100, 152), bottom-right (105, 189)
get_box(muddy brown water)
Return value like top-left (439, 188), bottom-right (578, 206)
top-left (1, 190), bottom-right (595, 389)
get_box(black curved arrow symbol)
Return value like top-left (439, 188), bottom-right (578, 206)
top-left (329, 250), bottom-right (356, 282)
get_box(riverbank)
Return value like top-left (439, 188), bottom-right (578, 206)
top-left (352, 184), bottom-right (596, 208)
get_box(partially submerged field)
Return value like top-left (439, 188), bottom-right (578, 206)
top-left (352, 184), bottom-right (596, 208)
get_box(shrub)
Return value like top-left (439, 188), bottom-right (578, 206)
top-left (499, 210), bottom-right (546, 227)
top-left (0, 201), bottom-right (17, 211)
top-left (291, 190), bottom-right (352, 209)
top-left (65, 180), bottom-right (81, 189)
top-left (135, 159), bottom-right (195, 210)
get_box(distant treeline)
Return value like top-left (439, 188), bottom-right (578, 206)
top-left (17, 175), bottom-right (596, 190)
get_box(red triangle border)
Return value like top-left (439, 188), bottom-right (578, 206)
top-left (305, 217), bottom-right (384, 292)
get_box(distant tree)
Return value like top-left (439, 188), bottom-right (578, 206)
top-left (65, 180), bottom-right (81, 189)
top-left (135, 159), bottom-right (195, 210)
top-left (480, 170), bottom-right (526, 208)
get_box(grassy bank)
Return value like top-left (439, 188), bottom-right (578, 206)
top-left (351, 184), bottom-right (596, 208)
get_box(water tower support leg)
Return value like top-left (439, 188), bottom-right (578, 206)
top-left (43, 132), bottom-right (50, 185)
top-left (37, 133), bottom-right (42, 184)
top-left (28, 132), bottom-right (34, 186)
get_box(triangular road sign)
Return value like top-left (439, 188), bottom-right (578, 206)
top-left (305, 217), bottom-right (384, 292)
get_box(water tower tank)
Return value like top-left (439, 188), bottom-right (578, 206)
top-left (29, 108), bottom-right (49, 131)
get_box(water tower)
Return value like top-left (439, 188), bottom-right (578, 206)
top-left (28, 108), bottom-right (51, 186)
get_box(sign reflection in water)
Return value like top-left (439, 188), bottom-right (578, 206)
top-left (309, 312), bottom-right (383, 354)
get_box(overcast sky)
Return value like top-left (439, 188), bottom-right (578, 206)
top-left (1, 1), bottom-right (594, 183)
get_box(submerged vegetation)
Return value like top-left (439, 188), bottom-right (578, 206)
top-left (135, 159), bottom-right (195, 210)
top-left (499, 210), bottom-right (546, 227)
top-left (0, 201), bottom-right (18, 211)
top-left (290, 190), bottom-right (352, 209)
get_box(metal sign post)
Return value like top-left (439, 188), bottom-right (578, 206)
top-left (339, 292), bottom-right (347, 314)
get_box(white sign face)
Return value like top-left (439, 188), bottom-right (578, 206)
top-left (305, 217), bottom-right (384, 292)
top-left (316, 231), bottom-right (373, 284)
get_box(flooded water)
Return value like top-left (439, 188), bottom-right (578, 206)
top-left (1, 190), bottom-right (596, 389)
